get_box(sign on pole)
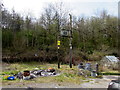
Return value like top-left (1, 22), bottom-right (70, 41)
top-left (57, 41), bottom-right (60, 49)
top-left (57, 41), bottom-right (60, 45)
top-left (60, 30), bottom-right (70, 37)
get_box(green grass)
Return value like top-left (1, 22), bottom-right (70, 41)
top-left (100, 72), bottom-right (120, 75)
top-left (100, 70), bottom-right (120, 75)
top-left (2, 61), bottom-right (119, 87)
top-left (2, 62), bottom-right (85, 85)
top-left (1, 71), bottom-right (20, 75)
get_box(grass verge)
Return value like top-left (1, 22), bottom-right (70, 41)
top-left (2, 62), bottom-right (85, 86)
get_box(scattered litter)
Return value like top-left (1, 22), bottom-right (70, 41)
top-left (91, 70), bottom-right (98, 77)
top-left (23, 76), bottom-right (30, 80)
top-left (23, 70), bottom-right (30, 77)
top-left (31, 70), bottom-right (43, 76)
top-left (15, 72), bottom-right (23, 79)
top-left (78, 63), bottom-right (99, 77)
top-left (3, 75), bottom-right (9, 80)
top-left (85, 63), bottom-right (91, 71)
top-left (11, 68), bottom-right (60, 80)
top-left (47, 68), bottom-right (55, 72)
top-left (7, 76), bottom-right (15, 80)
top-left (30, 73), bottom-right (37, 79)
top-left (78, 62), bottom-right (84, 69)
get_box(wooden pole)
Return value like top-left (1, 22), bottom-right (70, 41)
top-left (57, 13), bottom-right (60, 69)
top-left (69, 14), bottom-right (72, 68)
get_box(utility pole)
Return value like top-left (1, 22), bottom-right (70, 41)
top-left (57, 12), bottom-right (60, 69)
top-left (69, 14), bottom-right (72, 68)
top-left (57, 36), bottom-right (60, 69)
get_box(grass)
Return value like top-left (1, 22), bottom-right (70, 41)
top-left (2, 62), bottom-right (86, 86)
top-left (100, 72), bottom-right (120, 75)
top-left (3, 61), bottom-right (119, 87)
top-left (100, 70), bottom-right (120, 75)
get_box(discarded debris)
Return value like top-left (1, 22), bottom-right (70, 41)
top-left (12, 68), bottom-right (59, 80)
top-left (91, 70), bottom-right (98, 77)
top-left (7, 76), bottom-right (15, 80)
top-left (78, 62), bottom-right (84, 69)
top-left (47, 68), bottom-right (55, 72)
top-left (23, 70), bottom-right (30, 76)
top-left (85, 63), bottom-right (91, 71)
top-left (3, 75), bottom-right (9, 80)
top-left (78, 63), bottom-right (98, 77)
top-left (15, 72), bottom-right (23, 79)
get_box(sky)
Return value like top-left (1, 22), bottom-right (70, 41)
top-left (1, 0), bottom-right (119, 19)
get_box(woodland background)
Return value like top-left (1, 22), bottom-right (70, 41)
top-left (1, 3), bottom-right (119, 64)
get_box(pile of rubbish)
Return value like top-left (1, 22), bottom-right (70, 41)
top-left (78, 63), bottom-right (99, 77)
top-left (4, 68), bottom-right (59, 80)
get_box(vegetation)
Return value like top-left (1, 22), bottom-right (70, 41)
top-left (1, 3), bottom-right (119, 63)
top-left (100, 72), bottom-right (120, 75)
top-left (1, 62), bottom-right (85, 85)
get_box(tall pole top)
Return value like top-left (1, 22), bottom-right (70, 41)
top-left (69, 14), bottom-right (72, 18)
top-left (69, 14), bottom-right (72, 37)
top-left (69, 14), bottom-right (72, 25)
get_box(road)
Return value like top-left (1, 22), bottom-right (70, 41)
top-left (80, 75), bottom-right (119, 88)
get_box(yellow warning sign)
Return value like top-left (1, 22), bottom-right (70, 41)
top-left (57, 41), bottom-right (60, 45)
